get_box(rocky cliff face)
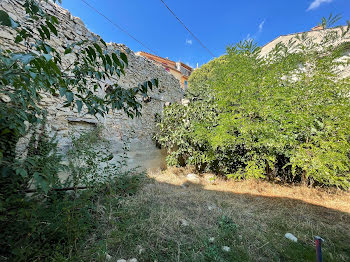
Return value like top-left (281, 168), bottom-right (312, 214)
top-left (0, 0), bottom-right (183, 169)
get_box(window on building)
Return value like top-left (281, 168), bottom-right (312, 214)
top-left (184, 80), bottom-right (188, 89)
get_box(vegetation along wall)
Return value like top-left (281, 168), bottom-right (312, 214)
top-left (0, 0), bottom-right (184, 169)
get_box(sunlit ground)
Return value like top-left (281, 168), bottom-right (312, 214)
top-left (103, 167), bottom-right (350, 261)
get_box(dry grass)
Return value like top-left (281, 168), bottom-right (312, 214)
top-left (107, 167), bottom-right (350, 261)
top-left (153, 167), bottom-right (350, 213)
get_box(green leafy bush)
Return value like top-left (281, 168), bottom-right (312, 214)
top-left (0, 126), bottom-right (144, 261)
top-left (155, 28), bottom-right (350, 188)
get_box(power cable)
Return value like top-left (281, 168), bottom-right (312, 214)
top-left (159, 0), bottom-right (216, 58)
top-left (79, 0), bottom-right (158, 55)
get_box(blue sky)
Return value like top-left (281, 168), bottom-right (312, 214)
top-left (60, 0), bottom-right (350, 68)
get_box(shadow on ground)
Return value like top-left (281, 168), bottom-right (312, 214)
top-left (106, 172), bottom-right (350, 262)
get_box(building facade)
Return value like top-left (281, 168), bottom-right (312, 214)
top-left (136, 51), bottom-right (193, 89)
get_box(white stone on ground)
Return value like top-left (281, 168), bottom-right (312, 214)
top-left (116, 260), bottom-right (127, 262)
top-left (128, 259), bottom-right (138, 262)
top-left (186, 173), bottom-right (200, 182)
top-left (285, 233), bottom-right (298, 242)
top-left (209, 237), bottom-right (215, 243)
top-left (181, 99), bottom-right (190, 106)
top-left (207, 203), bottom-right (217, 211)
top-left (180, 219), bottom-right (189, 227)
top-left (222, 246), bottom-right (231, 252)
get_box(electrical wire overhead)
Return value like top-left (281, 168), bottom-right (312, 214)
top-left (159, 0), bottom-right (216, 58)
top-left (79, 0), bottom-right (158, 55)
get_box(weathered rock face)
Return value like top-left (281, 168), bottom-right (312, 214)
top-left (0, 0), bottom-right (183, 169)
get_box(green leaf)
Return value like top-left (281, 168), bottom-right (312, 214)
top-left (120, 52), bottom-right (128, 66)
top-left (64, 47), bottom-right (72, 54)
top-left (105, 54), bottom-right (112, 66)
top-left (16, 168), bottom-right (28, 178)
top-left (112, 53), bottom-right (121, 67)
top-left (95, 72), bottom-right (101, 80)
top-left (76, 100), bottom-right (83, 112)
top-left (66, 92), bottom-right (74, 103)
top-left (40, 25), bottom-right (51, 39)
top-left (59, 87), bottom-right (67, 97)
top-left (152, 78), bottom-right (159, 87)
top-left (37, 28), bottom-right (46, 39)
top-left (100, 38), bottom-right (107, 47)
top-left (15, 35), bottom-right (23, 43)
top-left (46, 21), bottom-right (58, 36)
top-left (50, 15), bottom-right (59, 24)
top-left (88, 46), bottom-right (96, 60)
top-left (0, 10), bottom-right (12, 27)
top-left (93, 43), bottom-right (103, 55)
top-left (34, 172), bottom-right (49, 194)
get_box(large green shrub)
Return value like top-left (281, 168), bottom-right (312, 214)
top-left (155, 28), bottom-right (350, 188)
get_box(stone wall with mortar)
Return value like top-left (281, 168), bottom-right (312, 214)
top-left (0, 0), bottom-right (184, 169)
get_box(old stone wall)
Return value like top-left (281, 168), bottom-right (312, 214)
top-left (0, 0), bottom-right (183, 169)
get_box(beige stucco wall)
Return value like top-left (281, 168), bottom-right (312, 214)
top-left (260, 26), bottom-right (349, 55)
top-left (260, 26), bottom-right (350, 78)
